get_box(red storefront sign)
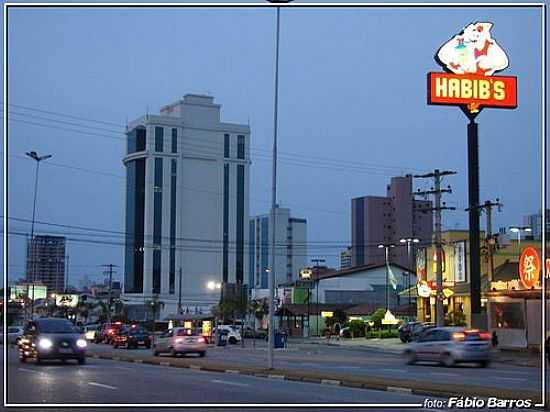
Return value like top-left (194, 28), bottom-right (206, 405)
top-left (428, 72), bottom-right (517, 112)
top-left (519, 247), bottom-right (540, 289)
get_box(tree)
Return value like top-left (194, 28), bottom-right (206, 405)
top-left (369, 308), bottom-right (386, 330)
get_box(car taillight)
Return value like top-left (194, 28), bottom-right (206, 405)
top-left (107, 329), bottom-right (114, 334)
top-left (197, 337), bottom-right (205, 343)
top-left (479, 332), bottom-right (491, 340)
top-left (175, 338), bottom-right (183, 344)
top-left (452, 332), bottom-right (465, 341)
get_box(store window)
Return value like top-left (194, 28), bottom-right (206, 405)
top-left (491, 302), bottom-right (525, 329)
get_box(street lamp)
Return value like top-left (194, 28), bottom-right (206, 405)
top-left (206, 281), bottom-right (222, 290)
top-left (399, 238), bottom-right (420, 318)
top-left (25, 150), bottom-right (52, 320)
top-left (509, 226), bottom-right (532, 249)
top-left (378, 244), bottom-right (395, 312)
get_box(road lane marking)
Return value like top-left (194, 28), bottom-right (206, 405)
top-left (498, 377), bottom-right (526, 381)
top-left (88, 382), bottom-right (118, 390)
top-left (210, 379), bottom-right (249, 387)
top-left (387, 386), bottom-right (412, 393)
top-left (430, 372), bottom-right (457, 377)
top-left (18, 368), bottom-right (34, 373)
top-left (378, 368), bottom-right (403, 373)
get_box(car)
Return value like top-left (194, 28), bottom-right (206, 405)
top-left (243, 326), bottom-right (267, 339)
top-left (216, 325), bottom-right (241, 344)
top-left (8, 326), bottom-right (25, 345)
top-left (18, 318), bottom-right (87, 365)
top-left (113, 325), bottom-right (151, 349)
top-left (83, 324), bottom-right (100, 342)
top-left (97, 322), bottom-right (124, 344)
top-left (403, 327), bottom-right (491, 367)
top-left (153, 327), bottom-right (207, 357)
top-left (409, 322), bottom-right (435, 342)
top-left (398, 321), bottom-right (422, 343)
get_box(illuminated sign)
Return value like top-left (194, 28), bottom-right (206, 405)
top-left (429, 21), bottom-right (517, 114)
top-left (519, 247), bottom-right (540, 289)
top-left (55, 294), bottom-right (79, 307)
top-left (321, 311), bottom-right (333, 318)
top-left (417, 281), bottom-right (432, 298)
top-left (416, 248), bottom-right (427, 280)
top-left (10, 285), bottom-right (47, 301)
top-left (453, 241), bottom-right (466, 282)
top-left (300, 268), bottom-right (312, 280)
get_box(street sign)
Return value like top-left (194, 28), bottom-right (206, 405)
top-left (55, 294), bottom-right (79, 307)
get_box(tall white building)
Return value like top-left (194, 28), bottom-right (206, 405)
top-left (122, 94), bottom-right (251, 319)
top-left (249, 207), bottom-right (307, 289)
top-left (340, 247), bottom-right (352, 270)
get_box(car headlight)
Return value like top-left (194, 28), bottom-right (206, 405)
top-left (38, 338), bottom-right (53, 350)
top-left (76, 339), bottom-right (87, 348)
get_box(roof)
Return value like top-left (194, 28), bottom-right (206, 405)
top-left (493, 260), bottom-right (519, 282)
top-left (317, 262), bottom-right (414, 281)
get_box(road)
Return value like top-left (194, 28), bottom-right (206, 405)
top-left (90, 340), bottom-right (542, 392)
top-left (4, 346), bottom-right (439, 410)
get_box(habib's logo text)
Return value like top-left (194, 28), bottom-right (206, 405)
top-left (428, 22), bottom-right (517, 113)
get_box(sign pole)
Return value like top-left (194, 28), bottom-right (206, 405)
top-left (467, 118), bottom-right (482, 329)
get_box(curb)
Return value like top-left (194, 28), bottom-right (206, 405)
top-left (85, 351), bottom-right (544, 403)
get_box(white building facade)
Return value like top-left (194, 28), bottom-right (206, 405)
top-left (249, 207), bottom-right (307, 289)
top-left (122, 95), bottom-right (251, 319)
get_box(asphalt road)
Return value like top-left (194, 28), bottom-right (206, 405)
top-left (89, 340), bottom-right (542, 392)
top-left (4, 346), bottom-right (438, 409)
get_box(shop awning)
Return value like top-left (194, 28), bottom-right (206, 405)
top-left (399, 286), bottom-right (419, 298)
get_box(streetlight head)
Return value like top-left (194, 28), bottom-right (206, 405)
top-left (206, 281), bottom-right (215, 290)
top-left (413, 238), bottom-right (420, 243)
top-left (378, 244), bottom-right (384, 249)
top-left (399, 239), bottom-right (407, 243)
top-left (509, 227), bottom-right (519, 233)
top-left (389, 244), bottom-right (395, 248)
top-left (525, 227), bottom-right (532, 232)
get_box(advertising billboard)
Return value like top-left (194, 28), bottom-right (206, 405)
top-left (55, 294), bottom-right (79, 308)
top-left (453, 241), bottom-right (467, 283)
top-left (9, 284), bottom-right (47, 301)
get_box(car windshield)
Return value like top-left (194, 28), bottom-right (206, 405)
top-left (37, 319), bottom-right (78, 334)
top-left (129, 327), bottom-right (145, 335)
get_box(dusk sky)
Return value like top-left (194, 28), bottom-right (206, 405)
top-left (4, 3), bottom-right (544, 287)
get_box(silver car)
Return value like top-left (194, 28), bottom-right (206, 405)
top-left (404, 327), bottom-right (491, 367)
top-left (153, 327), bottom-right (207, 357)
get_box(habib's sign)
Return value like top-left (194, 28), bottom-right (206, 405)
top-left (428, 22), bottom-right (517, 114)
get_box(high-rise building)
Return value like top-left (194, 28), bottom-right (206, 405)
top-left (523, 210), bottom-right (550, 240)
top-left (340, 247), bottom-right (352, 270)
top-left (122, 94), bottom-right (251, 318)
top-left (249, 207), bottom-right (307, 289)
top-left (351, 175), bottom-right (432, 269)
top-left (26, 235), bottom-right (66, 293)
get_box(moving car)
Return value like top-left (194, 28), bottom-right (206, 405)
top-left (18, 318), bottom-right (87, 364)
top-left (403, 327), bottom-right (491, 367)
top-left (153, 327), bottom-right (207, 357)
top-left (8, 326), bottom-right (25, 345)
top-left (113, 325), bottom-right (151, 349)
top-left (216, 325), bottom-right (241, 344)
top-left (97, 322), bottom-right (124, 344)
top-left (409, 322), bottom-right (435, 342)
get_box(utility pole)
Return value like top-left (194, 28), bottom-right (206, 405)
top-left (415, 169), bottom-right (457, 327)
top-left (311, 258), bottom-right (325, 336)
top-left (101, 264), bottom-right (118, 323)
top-left (177, 267), bottom-right (183, 314)
top-left (467, 199), bottom-right (503, 283)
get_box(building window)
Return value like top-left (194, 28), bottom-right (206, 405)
top-left (237, 135), bottom-right (245, 159)
top-left (153, 158), bottom-right (163, 293)
top-left (127, 127), bottom-right (146, 154)
top-left (355, 198), bottom-right (365, 266)
top-left (155, 127), bottom-right (164, 152)
top-left (169, 159), bottom-right (177, 294)
top-left (223, 164), bottom-right (229, 282)
top-left (261, 217), bottom-right (269, 288)
top-left (124, 158), bottom-right (145, 293)
top-left (224, 134), bottom-right (230, 158)
top-left (236, 165), bottom-right (245, 283)
top-left (171, 128), bottom-right (177, 154)
top-left (249, 219), bottom-right (256, 287)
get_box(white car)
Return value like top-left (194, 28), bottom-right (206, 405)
top-left (83, 324), bottom-right (101, 341)
top-left (216, 325), bottom-right (242, 344)
top-left (8, 326), bottom-right (25, 345)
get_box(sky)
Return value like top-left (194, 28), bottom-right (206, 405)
top-left (3, 2), bottom-right (544, 288)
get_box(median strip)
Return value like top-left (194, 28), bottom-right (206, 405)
top-left (321, 379), bottom-right (341, 386)
top-left (387, 386), bottom-right (412, 394)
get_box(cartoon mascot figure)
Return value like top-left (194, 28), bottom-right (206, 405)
top-left (436, 22), bottom-right (509, 76)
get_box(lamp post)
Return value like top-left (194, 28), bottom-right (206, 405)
top-left (509, 226), bottom-right (532, 249)
top-left (25, 151), bottom-right (52, 320)
top-left (400, 238), bottom-right (420, 318)
top-left (378, 244), bottom-right (395, 312)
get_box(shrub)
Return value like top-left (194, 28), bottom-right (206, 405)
top-left (369, 308), bottom-right (386, 329)
top-left (347, 320), bottom-right (366, 337)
